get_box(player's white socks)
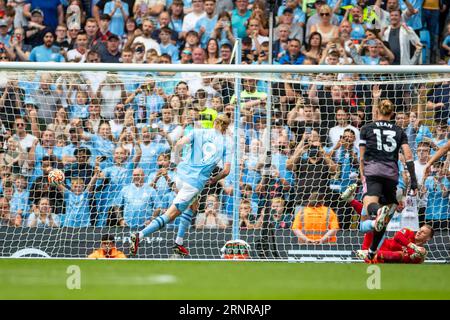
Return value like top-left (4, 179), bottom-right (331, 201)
top-left (175, 237), bottom-right (184, 246)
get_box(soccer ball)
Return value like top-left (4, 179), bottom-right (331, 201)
top-left (221, 240), bottom-right (251, 259)
top-left (48, 169), bottom-right (65, 186)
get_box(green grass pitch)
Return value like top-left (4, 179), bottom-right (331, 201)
top-left (1, 259), bottom-right (449, 299)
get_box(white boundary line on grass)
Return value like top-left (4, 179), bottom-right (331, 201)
top-left (0, 256), bottom-right (448, 263)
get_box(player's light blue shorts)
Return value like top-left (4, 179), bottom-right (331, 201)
top-left (173, 176), bottom-right (201, 213)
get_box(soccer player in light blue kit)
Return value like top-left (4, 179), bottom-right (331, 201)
top-left (130, 114), bottom-right (232, 256)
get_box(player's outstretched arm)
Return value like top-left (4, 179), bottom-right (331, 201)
top-left (173, 135), bottom-right (191, 164)
top-left (208, 163), bottom-right (231, 185)
top-left (424, 140), bottom-right (450, 174)
top-left (359, 145), bottom-right (366, 182)
top-left (393, 228), bottom-right (415, 247)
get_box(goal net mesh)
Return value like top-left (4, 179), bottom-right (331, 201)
top-left (0, 68), bottom-right (449, 261)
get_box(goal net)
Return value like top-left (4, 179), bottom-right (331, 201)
top-left (0, 65), bottom-right (449, 262)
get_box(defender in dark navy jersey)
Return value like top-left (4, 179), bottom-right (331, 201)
top-left (359, 100), bottom-right (418, 261)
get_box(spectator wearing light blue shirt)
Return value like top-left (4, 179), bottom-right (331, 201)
top-left (403, 0), bottom-right (424, 31)
top-left (138, 126), bottom-right (171, 176)
top-left (210, 11), bottom-right (235, 48)
top-left (29, 129), bottom-right (63, 183)
top-left (29, 31), bottom-right (65, 62)
top-left (241, 139), bottom-right (263, 191)
top-left (147, 152), bottom-right (176, 200)
top-left (68, 91), bottom-right (90, 120)
top-left (104, 0), bottom-right (129, 37)
top-left (422, 162), bottom-right (450, 225)
top-left (159, 28), bottom-right (180, 63)
top-left (82, 122), bottom-right (117, 167)
top-left (433, 123), bottom-right (449, 150)
top-left (441, 23), bottom-right (450, 60)
top-left (194, 0), bottom-right (218, 48)
top-left (327, 128), bottom-right (359, 192)
top-left (349, 39), bottom-right (381, 65)
top-left (0, 19), bottom-right (11, 47)
top-left (125, 80), bottom-right (165, 121)
top-left (10, 175), bottom-right (30, 220)
top-left (26, 197), bottom-right (60, 228)
top-left (117, 168), bottom-right (157, 227)
top-left (57, 172), bottom-right (99, 227)
top-left (277, 0), bottom-right (306, 26)
top-left (271, 133), bottom-right (296, 189)
top-left (168, 0), bottom-right (184, 42)
top-left (231, 0), bottom-right (252, 39)
top-left (61, 126), bottom-right (92, 167)
top-left (95, 144), bottom-right (142, 226)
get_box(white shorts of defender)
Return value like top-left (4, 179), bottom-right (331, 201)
top-left (173, 177), bottom-right (201, 212)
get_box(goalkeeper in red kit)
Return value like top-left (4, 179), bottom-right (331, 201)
top-left (359, 225), bottom-right (434, 263)
top-left (340, 184), bottom-right (434, 263)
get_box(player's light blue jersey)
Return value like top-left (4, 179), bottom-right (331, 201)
top-left (176, 129), bottom-right (232, 190)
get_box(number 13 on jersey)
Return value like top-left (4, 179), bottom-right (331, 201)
top-left (373, 129), bottom-right (397, 152)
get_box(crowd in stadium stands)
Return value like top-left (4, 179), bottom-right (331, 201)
top-left (0, 0), bottom-right (449, 244)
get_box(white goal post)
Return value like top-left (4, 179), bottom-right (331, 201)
top-left (0, 62), bottom-right (449, 262)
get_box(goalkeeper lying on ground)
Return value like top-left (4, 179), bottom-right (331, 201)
top-left (358, 225), bottom-right (434, 263)
top-left (341, 184), bottom-right (434, 263)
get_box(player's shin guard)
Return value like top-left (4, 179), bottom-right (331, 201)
top-left (140, 214), bottom-right (171, 238)
top-left (175, 208), bottom-right (194, 246)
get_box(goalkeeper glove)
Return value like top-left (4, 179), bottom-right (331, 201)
top-left (408, 243), bottom-right (427, 257)
top-left (410, 250), bottom-right (427, 261)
